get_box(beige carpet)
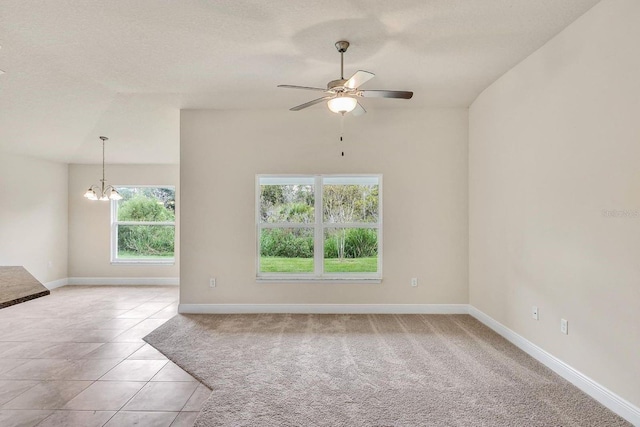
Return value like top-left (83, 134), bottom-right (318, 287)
top-left (144, 314), bottom-right (630, 426)
top-left (0, 266), bottom-right (50, 309)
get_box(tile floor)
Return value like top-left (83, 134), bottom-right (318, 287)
top-left (0, 285), bottom-right (209, 427)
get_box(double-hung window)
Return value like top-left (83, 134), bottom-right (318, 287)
top-left (111, 186), bottom-right (176, 264)
top-left (257, 175), bottom-right (382, 281)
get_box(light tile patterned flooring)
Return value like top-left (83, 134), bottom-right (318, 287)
top-left (0, 286), bottom-right (208, 427)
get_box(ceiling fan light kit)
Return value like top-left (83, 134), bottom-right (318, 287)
top-left (83, 136), bottom-right (122, 202)
top-left (327, 95), bottom-right (358, 114)
top-left (278, 40), bottom-right (413, 116)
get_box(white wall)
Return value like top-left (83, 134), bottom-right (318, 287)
top-left (469, 0), bottom-right (640, 408)
top-left (0, 151), bottom-right (68, 285)
top-left (68, 164), bottom-right (179, 279)
top-left (180, 108), bottom-right (468, 305)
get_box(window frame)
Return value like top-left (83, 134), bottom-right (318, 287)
top-left (110, 185), bottom-right (176, 265)
top-left (256, 174), bottom-right (382, 283)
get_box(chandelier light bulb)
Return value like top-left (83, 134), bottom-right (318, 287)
top-left (84, 189), bottom-right (97, 200)
top-left (109, 188), bottom-right (123, 200)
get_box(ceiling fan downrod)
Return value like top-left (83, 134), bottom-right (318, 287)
top-left (335, 41), bottom-right (349, 80)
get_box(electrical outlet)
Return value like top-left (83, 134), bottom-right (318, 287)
top-left (532, 306), bottom-right (539, 320)
top-left (411, 278), bottom-right (418, 287)
top-left (560, 318), bottom-right (568, 335)
top-left (209, 278), bottom-right (216, 288)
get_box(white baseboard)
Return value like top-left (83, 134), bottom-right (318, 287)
top-left (43, 278), bottom-right (69, 290)
top-left (67, 277), bottom-right (179, 286)
top-left (468, 306), bottom-right (640, 426)
top-left (178, 303), bottom-right (469, 314)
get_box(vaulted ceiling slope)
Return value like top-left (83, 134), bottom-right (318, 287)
top-left (0, 0), bottom-right (600, 164)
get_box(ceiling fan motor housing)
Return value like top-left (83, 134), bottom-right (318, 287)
top-left (327, 79), bottom-right (348, 90)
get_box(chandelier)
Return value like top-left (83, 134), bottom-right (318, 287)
top-left (83, 136), bottom-right (122, 201)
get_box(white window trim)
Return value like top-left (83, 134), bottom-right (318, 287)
top-left (110, 185), bottom-right (176, 265)
top-left (256, 174), bottom-right (382, 283)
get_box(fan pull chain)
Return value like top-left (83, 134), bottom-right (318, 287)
top-left (340, 113), bottom-right (345, 157)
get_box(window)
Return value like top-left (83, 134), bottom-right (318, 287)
top-left (257, 175), bottom-right (381, 281)
top-left (111, 186), bottom-right (176, 264)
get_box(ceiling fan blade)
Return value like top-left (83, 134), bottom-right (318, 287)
top-left (359, 90), bottom-right (413, 99)
top-left (345, 70), bottom-right (375, 89)
top-left (290, 96), bottom-right (334, 111)
top-left (351, 102), bottom-right (366, 116)
top-left (278, 85), bottom-right (330, 92)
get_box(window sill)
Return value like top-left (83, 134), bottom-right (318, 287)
top-left (111, 259), bottom-right (175, 266)
top-left (256, 277), bottom-right (382, 284)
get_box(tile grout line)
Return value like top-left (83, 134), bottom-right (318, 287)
top-left (0, 381), bottom-right (41, 409)
top-left (29, 380), bottom-right (96, 426)
top-left (178, 382), bottom-right (201, 413)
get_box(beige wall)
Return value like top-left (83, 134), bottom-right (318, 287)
top-left (68, 164), bottom-right (179, 278)
top-left (180, 108), bottom-right (468, 305)
top-left (469, 0), bottom-right (640, 407)
top-left (0, 151), bottom-right (68, 284)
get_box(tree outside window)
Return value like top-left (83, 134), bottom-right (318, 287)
top-left (111, 186), bottom-right (176, 263)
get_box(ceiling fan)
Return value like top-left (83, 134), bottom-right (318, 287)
top-left (278, 41), bottom-right (413, 116)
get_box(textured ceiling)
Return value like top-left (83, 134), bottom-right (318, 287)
top-left (0, 0), bottom-right (600, 164)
